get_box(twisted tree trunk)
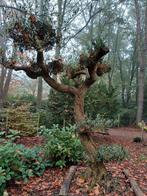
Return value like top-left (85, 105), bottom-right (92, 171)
top-left (2, 43), bottom-right (110, 186)
top-left (74, 91), bottom-right (107, 184)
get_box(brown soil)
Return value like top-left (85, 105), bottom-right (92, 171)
top-left (109, 127), bottom-right (147, 141)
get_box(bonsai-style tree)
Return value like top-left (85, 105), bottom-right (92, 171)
top-left (2, 15), bottom-right (110, 182)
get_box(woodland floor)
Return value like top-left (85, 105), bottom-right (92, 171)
top-left (7, 127), bottom-right (147, 196)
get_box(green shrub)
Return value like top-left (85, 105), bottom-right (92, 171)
top-left (47, 90), bottom-right (74, 127)
top-left (139, 154), bottom-right (147, 161)
top-left (5, 129), bottom-right (20, 141)
top-left (76, 114), bottom-right (116, 133)
top-left (118, 106), bottom-right (136, 126)
top-left (7, 105), bottom-right (39, 136)
top-left (0, 142), bottom-right (52, 194)
top-left (0, 128), bottom-right (20, 142)
top-left (42, 124), bottom-right (84, 168)
top-left (97, 144), bottom-right (128, 162)
top-left (7, 94), bottom-right (36, 106)
top-left (0, 128), bottom-right (20, 143)
top-left (37, 125), bottom-right (51, 136)
top-left (85, 82), bottom-right (120, 120)
top-left (133, 137), bottom-right (142, 143)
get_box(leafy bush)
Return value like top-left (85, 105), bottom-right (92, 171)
top-left (7, 105), bottom-right (39, 136)
top-left (85, 82), bottom-right (120, 120)
top-left (118, 106), bottom-right (136, 126)
top-left (97, 144), bottom-right (128, 162)
top-left (42, 124), bottom-right (84, 168)
top-left (37, 125), bottom-right (48, 136)
top-left (8, 94), bottom-right (36, 106)
top-left (90, 114), bottom-right (113, 131)
top-left (139, 154), bottom-right (147, 161)
top-left (5, 129), bottom-right (20, 141)
top-left (0, 128), bottom-right (20, 142)
top-left (0, 142), bottom-right (52, 194)
top-left (133, 137), bottom-right (142, 143)
top-left (47, 89), bottom-right (74, 127)
top-left (77, 114), bottom-right (115, 133)
top-left (138, 121), bottom-right (147, 131)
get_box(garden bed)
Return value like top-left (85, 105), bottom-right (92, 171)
top-left (6, 128), bottom-right (147, 196)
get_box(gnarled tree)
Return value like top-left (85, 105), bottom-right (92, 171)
top-left (2, 15), bottom-right (110, 183)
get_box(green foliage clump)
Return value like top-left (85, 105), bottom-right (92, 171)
top-left (97, 144), bottom-right (128, 162)
top-left (77, 114), bottom-right (116, 133)
top-left (139, 154), bottom-right (147, 161)
top-left (85, 82), bottom-right (120, 120)
top-left (42, 124), bottom-right (84, 168)
top-left (46, 89), bottom-right (74, 127)
top-left (0, 129), bottom-right (20, 142)
top-left (8, 94), bottom-right (36, 106)
top-left (118, 106), bottom-right (136, 126)
top-left (7, 104), bottom-right (39, 136)
top-left (133, 137), bottom-right (142, 143)
top-left (0, 142), bottom-right (52, 194)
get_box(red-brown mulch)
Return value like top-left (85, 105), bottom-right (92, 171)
top-left (7, 168), bottom-right (68, 196)
top-left (7, 127), bottom-right (147, 196)
top-left (16, 136), bottom-right (44, 148)
top-left (69, 145), bottom-right (147, 195)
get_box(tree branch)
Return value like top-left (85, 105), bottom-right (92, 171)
top-left (43, 74), bottom-right (78, 95)
top-left (63, 7), bottom-right (103, 46)
top-left (82, 47), bottom-right (109, 88)
top-left (37, 50), bottom-right (48, 76)
top-left (1, 62), bottom-right (42, 79)
top-left (0, 5), bottom-right (27, 14)
top-left (67, 68), bottom-right (88, 79)
top-left (1, 55), bottom-right (78, 95)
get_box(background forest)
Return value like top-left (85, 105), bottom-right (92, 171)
top-left (0, 0), bottom-right (147, 127)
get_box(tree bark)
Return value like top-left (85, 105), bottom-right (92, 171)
top-left (55, 0), bottom-right (63, 58)
top-left (74, 93), bottom-right (85, 122)
top-left (134, 0), bottom-right (145, 123)
top-left (74, 91), bottom-right (107, 184)
top-left (0, 66), bottom-right (12, 108)
top-left (37, 76), bottom-right (43, 108)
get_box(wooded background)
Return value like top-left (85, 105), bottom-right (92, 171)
top-left (0, 0), bottom-right (147, 126)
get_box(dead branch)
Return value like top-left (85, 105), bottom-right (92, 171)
top-left (59, 166), bottom-right (77, 196)
top-left (123, 169), bottom-right (144, 196)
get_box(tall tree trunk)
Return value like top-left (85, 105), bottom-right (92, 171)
top-left (135, 0), bottom-right (146, 123)
top-left (54, 0), bottom-right (65, 83)
top-left (36, 76), bottom-right (43, 108)
top-left (3, 69), bottom-right (12, 98)
top-left (0, 66), bottom-right (12, 108)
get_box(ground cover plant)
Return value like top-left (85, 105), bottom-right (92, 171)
top-left (0, 142), bottom-right (52, 195)
top-left (4, 127), bottom-right (146, 195)
top-left (40, 124), bottom-right (84, 168)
